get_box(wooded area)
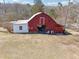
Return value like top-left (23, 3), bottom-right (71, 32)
top-left (0, 0), bottom-right (79, 30)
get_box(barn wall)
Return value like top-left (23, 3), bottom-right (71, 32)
top-left (28, 16), bottom-right (40, 32)
top-left (13, 24), bottom-right (28, 33)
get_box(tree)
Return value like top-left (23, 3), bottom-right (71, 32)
top-left (8, 14), bottom-right (14, 21)
top-left (34, 0), bottom-right (44, 6)
top-left (58, 2), bottom-right (63, 17)
top-left (58, 2), bottom-right (63, 10)
top-left (3, 0), bottom-right (7, 14)
top-left (31, 0), bottom-right (44, 15)
top-left (49, 8), bottom-right (58, 19)
top-left (13, 3), bottom-right (31, 20)
top-left (14, 3), bottom-right (20, 14)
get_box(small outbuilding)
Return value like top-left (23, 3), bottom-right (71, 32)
top-left (9, 12), bottom-right (65, 34)
top-left (11, 20), bottom-right (29, 33)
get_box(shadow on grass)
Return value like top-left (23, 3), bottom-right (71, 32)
top-left (13, 31), bottom-right (72, 36)
top-left (0, 30), bottom-right (72, 35)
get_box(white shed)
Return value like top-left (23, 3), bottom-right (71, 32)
top-left (12, 20), bottom-right (29, 33)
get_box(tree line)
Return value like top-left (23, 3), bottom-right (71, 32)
top-left (0, 0), bottom-right (78, 25)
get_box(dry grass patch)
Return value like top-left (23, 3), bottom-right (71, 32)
top-left (0, 31), bottom-right (79, 59)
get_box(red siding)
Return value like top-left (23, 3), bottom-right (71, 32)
top-left (28, 12), bottom-right (64, 33)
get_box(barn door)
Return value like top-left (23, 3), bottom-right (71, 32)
top-left (40, 17), bottom-right (45, 25)
top-left (37, 17), bottom-right (46, 33)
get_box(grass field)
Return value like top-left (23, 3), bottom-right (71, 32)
top-left (0, 29), bottom-right (79, 59)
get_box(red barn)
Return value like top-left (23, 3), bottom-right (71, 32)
top-left (28, 12), bottom-right (65, 34)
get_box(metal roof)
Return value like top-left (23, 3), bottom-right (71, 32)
top-left (11, 20), bottom-right (29, 24)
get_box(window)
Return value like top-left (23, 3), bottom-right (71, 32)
top-left (40, 17), bottom-right (45, 25)
top-left (19, 26), bottom-right (22, 30)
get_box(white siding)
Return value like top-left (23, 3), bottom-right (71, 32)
top-left (13, 23), bottom-right (28, 33)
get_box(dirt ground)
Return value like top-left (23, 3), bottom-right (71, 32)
top-left (0, 28), bottom-right (79, 59)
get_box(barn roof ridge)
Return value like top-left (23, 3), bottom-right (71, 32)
top-left (28, 12), bottom-right (43, 21)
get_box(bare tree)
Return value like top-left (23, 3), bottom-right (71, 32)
top-left (73, 0), bottom-right (79, 24)
top-left (64, 0), bottom-right (71, 28)
top-left (3, 0), bottom-right (6, 14)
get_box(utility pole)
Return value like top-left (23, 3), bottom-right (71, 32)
top-left (75, 0), bottom-right (79, 26)
top-left (65, 0), bottom-right (70, 28)
top-left (3, 0), bottom-right (6, 14)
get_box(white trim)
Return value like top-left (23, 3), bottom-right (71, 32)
top-left (29, 12), bottom-right (42, 21)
